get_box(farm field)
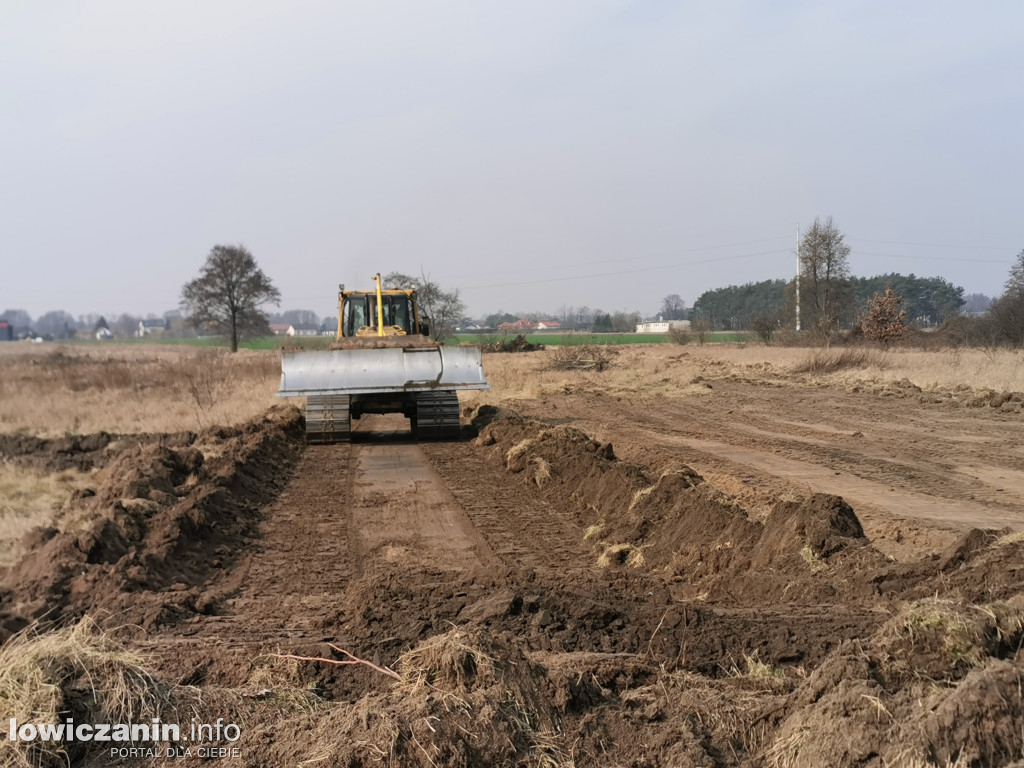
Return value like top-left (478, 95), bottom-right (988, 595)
top-left (1, 342), bottom-right (1023, 767)
top-left (454, 331), bottom-right (755, 345)
top-left (55, 331), bottom-right (754, 350)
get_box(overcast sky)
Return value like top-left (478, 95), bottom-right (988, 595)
top-left (2, 1), bottom-right (1022, 322)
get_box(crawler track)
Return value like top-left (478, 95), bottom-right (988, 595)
top-left (412, 391), bottom-right (461, 441)
top-left (304, 394), bottom-right (351, 444)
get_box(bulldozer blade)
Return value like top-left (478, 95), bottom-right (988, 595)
top-left (277, 346), bottom-right (489, 398)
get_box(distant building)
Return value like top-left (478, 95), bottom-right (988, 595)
top-left (636, 320), bottom-right (690, 334)
top-left (0, 319), bottom-right (11, 341)
top-left (290, 323), bottom-right (320, 337)
top-left (137, 318), bottom-right (168, 337)
top-left (269, 323), bottom-right (292, 336)
top-left (497, 319), bottom-right (533, 332)
top-left (497, 319), bottom-right (562, 333)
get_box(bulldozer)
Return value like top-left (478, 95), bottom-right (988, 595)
top-left (276, 274), bottom-right (488, 443)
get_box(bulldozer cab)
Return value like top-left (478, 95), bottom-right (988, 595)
top-left (340, 288), bottom-right (420, 337)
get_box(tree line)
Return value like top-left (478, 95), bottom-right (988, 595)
top-left (8, 231), bottom-right (1023, 349)
top-left (688, 216), bottom-right (1024, 347)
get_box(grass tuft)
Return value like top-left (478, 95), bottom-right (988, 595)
top-left (596, 543), bottom-right (633, 568)
top-left (0, 618), bottom-right (165, 768)
top-left (791, 348), bottom-right (885, 374)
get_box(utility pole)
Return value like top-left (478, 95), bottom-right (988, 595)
top-left (795, 223), bottom-right (801, 332)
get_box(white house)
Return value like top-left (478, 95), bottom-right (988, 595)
top-left (290, 323), bottom-right (320, 337)
top-left (137, 318), bottom-right (168, 337)
top-left (636, 320), bottom-right (690, 334)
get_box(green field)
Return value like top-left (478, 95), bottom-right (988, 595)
top-left (451, 332), bottom-right (755, 346)
top-left (60, 331), bottom-right (755, 350)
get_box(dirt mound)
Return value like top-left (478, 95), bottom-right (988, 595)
top-left (481, 334), bottom-right (543, 352)
top-left (476, 408), bottom-right (1024, 613)
top-left (0, 431), bottom-right (122, 472)
top-left (0, 404), bottom-right (304, 636)
top-left (759, 595), bottom-right (1024, 767)
top-left (477, 413), bottom-right (894, 605)
top-left (248, 628), bottom-right (569, 767)
top-left (328, 334), bottom-right (438, 349)
top-left (476, 415), bottom-right (647, 527)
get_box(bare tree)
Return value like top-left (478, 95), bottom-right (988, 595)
top-left (750, 315), bottom-right (777, 345)
top-left (181, 244), bottom-right (280, 352)
top-left (799, 217), bottom-right (853, 344)
top-left (692, 316), bottom-right (711, 345)
top-left (272, 309), bottom-right (321, 327)
top-left (383, 271), bottom-right (466, 341)
top-left (989, 248), bottom-right (1024, 346)
top-left (35, 310), bottom-right (78, 339)
top-left (112, 313), bottom-right (141, 338)
top-left (661, 294), bottom-right (686, 321)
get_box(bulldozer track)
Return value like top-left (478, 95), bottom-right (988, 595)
top-left (412, 391), bottom-right (461, 441)
top-left (305, 394), bottom-right (351, 444)
top-left (304, 392), bottom-right (461, 444)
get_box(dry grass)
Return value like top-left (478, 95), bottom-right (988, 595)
top-left (0, 345), bottom-right (281, 436)
top-left (791, 348), bottom-right (885, 374)
top-left (996, 530), bottom-right (1024, 546)
top-left (596, 543), bottom-right (634, 568)
top-left (0, 618), bottom-right (165, 768)
top-left (459, 345), bottom-right (1024, 416)
top-left (0, 618), bottom-right (326, 768)
top-left (0, 464), bottom-right (92, 567)
top-left (397, 628), bottom-right (495, 692)
top-left (505, 438), bottom-right (537, 471)
top-left (2, 342), bottom-right (1020, 439)
top-left (543, 345), bottom-right (619, 371)
top-left (531, 456), bottom-right (552, 488)
top-left (799, 544), bottom-right (826, 573)
top-left (727, 652), bottom-right (786, 680)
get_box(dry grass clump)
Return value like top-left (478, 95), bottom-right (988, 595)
top-left (506, 438), bottom-right (538, 471)
top-left (876, 598), bottom-right (1024, 682)
top-left (791, 348), bottom-right (885, 374)
top-left (995, 530), bottom-right (1024, 547)
top-left (530, 456), bottom-right (552, 488)
top-left (397, 629), bottom-right (496, 693)
top-left (0, 618), bottom-right (165, 768)
top-left (727, 652), bottom-right (786, 680)
top-left (543, 345), bottom-right (619, 372)
top-left (596, 543), bottom-right (637, 568)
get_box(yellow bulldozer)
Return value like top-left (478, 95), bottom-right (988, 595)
top-left (276, 274), bottom-right (489, 443)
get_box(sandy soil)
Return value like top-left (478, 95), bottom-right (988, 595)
top-left (2, 348), bottom-right (1024, 767)
top-left (502, 365), bottom-right (1024, 560)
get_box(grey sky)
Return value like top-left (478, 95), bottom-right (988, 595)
top-left (2, 1), bottom-right (1022, 322)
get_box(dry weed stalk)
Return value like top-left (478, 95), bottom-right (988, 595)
top-left (270, 644), bottom-right (403, 683)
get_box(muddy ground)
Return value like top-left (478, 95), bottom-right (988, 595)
top-left (2, 354), bottom-right (1024, 767)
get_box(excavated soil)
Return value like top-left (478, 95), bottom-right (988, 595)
top-left (3, 364), bottom-right (1024, 768)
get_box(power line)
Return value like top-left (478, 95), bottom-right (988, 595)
top-left (459, 235), bottom-right (794, 279)
top-left (850, 238), bottom-right (1018, 252)
top-left (855, 251), bottom-right (1012, 264)
top-left (463, 248), bottom-right (793, 290)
